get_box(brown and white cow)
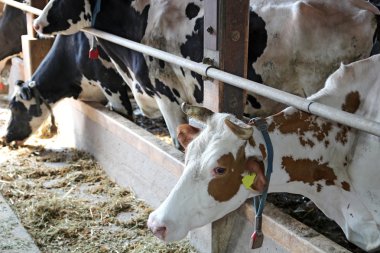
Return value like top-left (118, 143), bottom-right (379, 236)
top-left (148, 54), bottom-right (380, 252)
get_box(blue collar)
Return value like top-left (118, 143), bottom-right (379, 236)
top-left (248, 117), bottom-right (274, 249)
top-left (91, 0), bottom-right (102, 27)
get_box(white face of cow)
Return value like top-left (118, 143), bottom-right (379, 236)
top-left (34, 0), bottom-right (92, 35)
top-left (5, 87), bottom-right (50, 144)
top-left (148, 105), bottom-right (267, 241)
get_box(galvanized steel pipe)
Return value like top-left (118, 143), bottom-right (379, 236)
top-left (1, 0), bottom-right (42, 15)
top-left (2, 0), bottom-right (380, 137)
top-left (81, 28), bottom-right (380, 138)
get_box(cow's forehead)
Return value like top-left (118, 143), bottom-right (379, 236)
top-left (186, 114), bottom-right (246, 171)
top-left (48, 0), bottom-right (87, 16)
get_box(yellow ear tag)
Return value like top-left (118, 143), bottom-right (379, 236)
top-left (242, 173), bottom-right (257, 190)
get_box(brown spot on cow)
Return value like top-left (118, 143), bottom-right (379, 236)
top-left (342, 91), bottom-right (360, 113)
top-left (324, 140), bottom-right (330, 148)
top-left (248, 136), bottom-right (256, 148)
top-left (299, 136), bottom-right (315, 147)
top-left (208, 145), bottom-right (246, 202)
top-left (269, 111), bottom-right (311, 134)
top-left (269, 111), bottom-right (332, 145)
top-left (281, 156), bottom-right (337, 186)
top-left (341, 181), bottom-right (351, 191)
top-left (335, 124), bottom-right (351, 145)
top-left (259, 143), bottom-right (267, 160)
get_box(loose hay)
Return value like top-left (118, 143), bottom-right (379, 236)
top-left (0, 145), bottom-right (197, 253)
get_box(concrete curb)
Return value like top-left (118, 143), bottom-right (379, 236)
top-left (0, 194), bottom-right (40, 253)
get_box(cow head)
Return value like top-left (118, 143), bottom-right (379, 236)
top-left (148, 104), bottom-right (267, 241)
top-left (3, 81), bottom-right (50, 143)
top-left (33, 0), bottom-right (92, 35)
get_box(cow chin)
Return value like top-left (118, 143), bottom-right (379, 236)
top-left (148, 185), bottom-right (251, 243)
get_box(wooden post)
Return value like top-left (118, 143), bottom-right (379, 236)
top-left (203, 0), bottom-right (249, 117)
top-left (204, 0), bottom-right (250, 252)
top-left (22, 0), bottom-right (53, 79)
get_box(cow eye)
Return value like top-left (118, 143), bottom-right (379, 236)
top-left (213, 167), bottom-right (226, 175)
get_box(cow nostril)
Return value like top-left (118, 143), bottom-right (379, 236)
top-left (152, 226), bottom-right (167, 241)
top-left (33, 23), bottom-right (40, 32)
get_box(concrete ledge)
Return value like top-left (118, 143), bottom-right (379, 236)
top-left (0, 194), bottom-right (40, 253)
top-left (52, 99), bottom-right (351, 253)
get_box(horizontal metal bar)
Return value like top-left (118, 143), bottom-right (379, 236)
top-left (82, 28), bottom-right (380, 137)
top-left (82, 28), bottom-right (211, 77)
top-left (2, 0), bottom-right (380, 137)
top-left (0, 0), bottom-right (42, 15)
top-left (206, 68), bottom-right (380, 137)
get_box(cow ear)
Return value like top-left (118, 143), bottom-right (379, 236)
top-left (177, 124), bottom-right (201, 149)
top-left (224, 118), bottom-right (253, 140)
top-left (181, 103), bottom-right (214, 123)
top-left (245, 158), bottom-right (267, 192)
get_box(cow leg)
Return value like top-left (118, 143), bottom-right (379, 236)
top-left (155, 99), bottom-right (187, 149)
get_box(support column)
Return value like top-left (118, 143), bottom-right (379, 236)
top-left (203, 0), bottom-right (249, 117)
top-left (22, 0), bottom-right (53, 79)
top-left (203, 0), bottom-right (250, 252)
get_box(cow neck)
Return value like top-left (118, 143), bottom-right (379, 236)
top-left (27, 81), bottom-right (56, 130)
top-left (248, 117), bottom-right (274, 249)
top-left (94, 0), bottom-right (150, 43)
top-left (250, 107), bottom-right (353, 197)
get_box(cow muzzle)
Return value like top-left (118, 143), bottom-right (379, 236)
top-left (147, 211), bottom-right (189, 242)
top-left (33, 18), bottom-right (53, 37)
top-left (1, 134), bottom-right (26, 147)
top-left (147, 214), bottom-right (168, 241)
top-left (33, 19), bottom-right (44, 35)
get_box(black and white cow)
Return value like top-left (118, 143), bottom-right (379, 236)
top-left (0, 0), bottom-right (26, 61)
top-left (33, 0), bottom-right (379, 147)
top-left (4, 32), bottom-right (133, 143)
top-left (0, 2), bottom-right (134, 143)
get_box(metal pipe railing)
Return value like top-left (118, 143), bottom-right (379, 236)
top-left (2, 0), bottom-right (380, 137)
top-left (1, 0), bottom-right (41, 15)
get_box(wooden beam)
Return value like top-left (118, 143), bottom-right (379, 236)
top-left (203, 0), bottom-right (249, 118)
top-left (22, 0), bottom-right (53, 79)
top-left (26, 0), bottom-right (47, 37)
top-left (204, 0), bottom-right (250, 252)
top-left (21, 36), bottom-right (54, 79)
